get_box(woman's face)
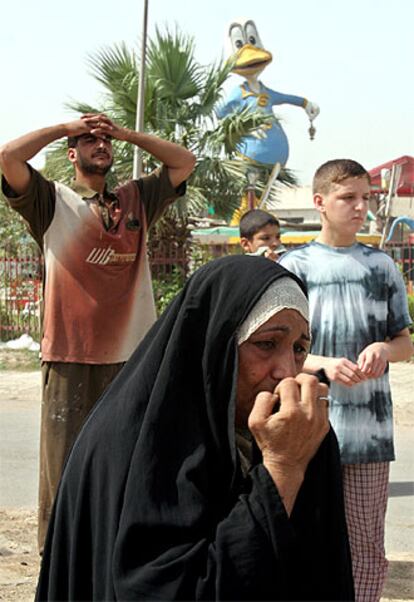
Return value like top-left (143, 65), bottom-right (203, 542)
top-left (236, 309), bottom-right (310, 427)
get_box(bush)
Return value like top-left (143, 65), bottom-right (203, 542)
top-left (152, 269), bottom-right (186, 316)
top-left (407, 294), bottom-right (414, 346)
top-left (407, 294), bottom-right (414, 328)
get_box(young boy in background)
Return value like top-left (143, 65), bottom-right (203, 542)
top-left (239, 208), bottom-right (285, 260)
top-left (280, 159), bottom-right (413, 602)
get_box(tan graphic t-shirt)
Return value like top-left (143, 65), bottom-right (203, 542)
top-left (2, 166), bottom-right (183, 364)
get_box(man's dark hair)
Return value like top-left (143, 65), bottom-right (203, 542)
top-left (67, 133), bottom-right (113, 149)
top-left (313, 159), bottom-right (371, 195)
top-left (67, 136), bottom-right (80, 149)
top-left (239, 209), bottom-right (280, 239)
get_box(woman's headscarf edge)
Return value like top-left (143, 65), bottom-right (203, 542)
top-left (230, 256), bottom-right (308, 338)
top-left (216, 257), bottom-right (308, 483)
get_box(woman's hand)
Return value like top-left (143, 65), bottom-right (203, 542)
top-left (248, 373), bottom-right (330, 515)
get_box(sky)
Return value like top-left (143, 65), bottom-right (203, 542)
top-left (1, 0), bottom-right (413, 185)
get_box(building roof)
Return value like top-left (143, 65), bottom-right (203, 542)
top-left (369, 155), bottom-right (414, 196)
top-left (267, 185), bottom-right (314, 211)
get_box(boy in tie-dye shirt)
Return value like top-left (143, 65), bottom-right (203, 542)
top-left (280, 159), bottom-right (413, 602)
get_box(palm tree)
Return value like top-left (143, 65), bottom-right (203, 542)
top-left (42, 27), bottom-right (295, 221)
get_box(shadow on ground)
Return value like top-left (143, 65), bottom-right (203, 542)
top-left (389, 481), bottom-right (414, 498)
top-left (382, 561), bottom-right (414, 599)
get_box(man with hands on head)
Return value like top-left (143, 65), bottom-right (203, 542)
top-left (0, 112), bottom-right (196, 553)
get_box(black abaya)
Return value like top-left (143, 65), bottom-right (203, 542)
top-left (36, 255), bottom-right (354, 601)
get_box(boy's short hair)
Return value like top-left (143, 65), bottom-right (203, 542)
top-left (313, 159), bottom-right (371, 195)
top-left (239, 209), bottom-right (280, 239)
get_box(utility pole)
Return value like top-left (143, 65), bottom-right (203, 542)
top-left (132, 0), bottom-right (149, 180)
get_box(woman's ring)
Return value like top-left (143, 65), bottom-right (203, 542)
top-left (318, 395), bottom-right (330, 407)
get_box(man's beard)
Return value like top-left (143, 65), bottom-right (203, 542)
top-left (77, 154), bottom-right (113, 175)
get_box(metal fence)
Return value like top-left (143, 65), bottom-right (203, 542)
top-left (0, 246), bottom-right (43, 342)
top-left (0, 242), bottom-right (192, 342)
top-left (1, 239), bottom-right (413, 342)
top-left (385, 242), bottom-right (414, 293)
top-left (149, 241), bottom-right (189, 278)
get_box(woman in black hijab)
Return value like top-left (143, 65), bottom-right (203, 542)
top-left (36, 255), bottom-right (354, 601)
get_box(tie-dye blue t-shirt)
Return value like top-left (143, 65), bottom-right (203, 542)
top-left (280, 241), bottom-right (411, 464)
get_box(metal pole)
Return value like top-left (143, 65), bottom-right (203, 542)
top-left (246, 186), bottom-right (256, 210)
top-left (245, 166), bottom-right (260, 210)
top-left (133, 0), bottom-right (149, 179)
top-left (258, 161), bottom-right (281, 209)
top-left (379, 163), bottom-right (399, 249)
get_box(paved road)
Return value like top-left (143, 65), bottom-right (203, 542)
top-left (0, 366), bottom-right (413, 600)
top-left (0, 368), bottom-right (41, 506)
top-left (0, 367), bottom-right (413, 558)
top-left (385, 425), bottom-right (414, 558)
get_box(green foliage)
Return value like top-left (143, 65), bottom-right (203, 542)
top-left (407, 294), bottom-right (414, 331)
top-left (42, 140), bottom-right (73, 186)
top-left (0, 300), bottom-right (40, 343)
top-left (85, 43), bottom-right (138, 121)
top-left (147, 29), bottom-right (202, 107)
top-left (151, 243), bottom-right (222, 316)
top-left (42, 26), bottom-right (296, 220)
top-left (0, 170), bottom-right (28, 253)
top-left (187, 244), bottom-right (215, 276)
top-left (0, 348), bottom-right (40, 371)
top-left (152, 269), bottom-right (185, 316)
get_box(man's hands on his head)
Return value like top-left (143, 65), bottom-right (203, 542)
top-left (248, 373), bottom-right (330, 515)
top-left (77, 113), bottom-right (196, 187)
top-left (80, 113), bottom-right (196, 187)
top-left (0, 114), bottom-right (119, 197)
top-left (77, 114), bottom-right (127, 141)
top-left (0, 112), bottom-right (195, 195)
top-left (62, 114), bottom-right (126, 140)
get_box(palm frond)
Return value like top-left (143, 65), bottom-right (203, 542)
top-left (193, 106), bottom-right (275, 158)
top-left (147, 28), bottom-right (203, 102)
top-left (196, 58), bottom-right (235, 115)
top-left (64, 100), bottom-right (101, 116)
top-left (42, 140), bottom-right (74, 185)
top-left (42, 25), bottom-right (298, 223)
top-left (86, 43), bottom-right (138, 123)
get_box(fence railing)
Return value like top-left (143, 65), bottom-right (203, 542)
top-left (384, 241), bottom-right (414, 293)
top-left (1, 239), bottom-right (412, 342)
top-left (0, 246), bottom-right (43, 342)
top-left (0, 242), bottom-right (193, 342)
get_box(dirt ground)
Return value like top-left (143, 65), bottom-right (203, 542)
top-left (0, 353), bottom-right (413, 601)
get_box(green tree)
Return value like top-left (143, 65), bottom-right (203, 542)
top-left (0, 169), bottom-right (30, 253)
top-left (42, 27), bottom-right (295, 221)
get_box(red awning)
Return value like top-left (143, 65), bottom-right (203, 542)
top-left (369, 155), bottom-right (414, 196)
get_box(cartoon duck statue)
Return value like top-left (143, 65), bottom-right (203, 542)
top-left (216, 18), bottom-right (319, 217)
